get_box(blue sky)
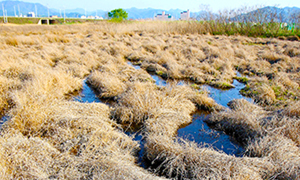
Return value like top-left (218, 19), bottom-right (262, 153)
top-left (19, 0), bottom-right (300, 11)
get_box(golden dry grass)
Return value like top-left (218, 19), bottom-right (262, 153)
top-left (209, 99), bottom-right (300, 178)
top-left (88, 71), bottom-right (127, 98)
top-left (247, 135), bottom-right (300, 179)
top-left (283, 100), bottom-right (300, 117)
top-left (113, 82), bottom-right (197, 126)
top-left (0, 22), bottom-right (299, 179)
top-left (208, 99), bottom-right (266, 145)
top-left (145, 134), bottom-right (274, 179)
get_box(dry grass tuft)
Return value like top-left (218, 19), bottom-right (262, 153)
top-left (283, 101), bottom-right (300, 117)
top-left (45, 34), bottom-right (71, 43)
top-left (5, 37), bottom-right (19, 46)
top-left (241, 78), bottom-right (277, 106)
top-left (0, 132), bottom-right (62, 179)
top-left (168, 85), bottom-right (222, 111)
top-left (113, 82), bottom-right (196, 125)
top-left (88, 71), bottom-right (127, 98)
top-left (145, 133), bottom-right (272, 179)
top-left (247, 135), bottom-right (300, 179)
top-left (262, 114), bottom-right (300, 145)
top-left (208, 99), bottom-right (266, 145)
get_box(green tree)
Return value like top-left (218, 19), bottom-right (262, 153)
top-left (108, 8), bottom-right (128, 20)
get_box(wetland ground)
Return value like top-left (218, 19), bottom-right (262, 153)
top-left (0, 21), bottom-right (299, 179)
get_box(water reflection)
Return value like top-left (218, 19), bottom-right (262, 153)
top-left (202, 79), bottom-right (252, 108)
top-left (177, 111), bottom-right (244, 156)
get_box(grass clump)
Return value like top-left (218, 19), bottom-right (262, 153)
top-left (208, 99), bottom-right (265, 145)
top-left (88, 71), bottom-right (127, 98)
top-left (5, 37), bottom-right (19, 46)
top-left (113, 82), bottom-right (196, 126)
top-left (212, 81), bottom-right (235, 89)
top-left (144, 134), bottom-right (273, 179)
top-left (208, 99), bottom-right (300, 179)
top-left (247, 135), bottom-right (300, 179)
top-left (241, 80), bottom-right (276, 106)
top-left (283, 101), bottom-right (300, 117)
top-left (234, 76), bottom-right (249, 83)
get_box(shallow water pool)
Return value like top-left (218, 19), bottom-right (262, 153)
top-left (72, 79), bottom-right (102, 103)
top-left (177, 111), bottom-right (244, 156)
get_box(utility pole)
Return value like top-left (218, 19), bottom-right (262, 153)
top-left (14, 6), bottom-right (16, 17)
top-left (18, 5), bottom-right (20, 17)
top-left (47, 5), bottom-right (49, 18)
top-left (64, 7), bottom-right (65, 23)
top-left (85, 8), bottom-right (86, 18)
top-left (5, 10), bottom-right (7, 23)
top-left (35, 5), bottom-right (37, 17)
top-left (2, 4), bottom-right (5, 23)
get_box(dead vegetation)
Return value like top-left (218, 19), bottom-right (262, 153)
top-left (0, 22), bottom-right (299, 179)
top-left (208, 99), bottom-right (300, 179)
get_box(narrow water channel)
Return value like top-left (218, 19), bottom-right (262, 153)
top-left (177, 111), bottom-right (244, 156)
top-left (128, 62), bottom-right (168, 86)
top-left (0, 115), bottom-right (9, 126)
top-left (72, 79), bottom-right (102, 103)
top-left (178, 77), bottom-right (251, 156)
top-left (127, 61), bottom-right (250, 156)
top-left (202, 80), bottom-right (252, 108)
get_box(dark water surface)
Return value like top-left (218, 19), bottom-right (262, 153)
top-left (0, 115), bottom-right (9, 126)
top-left (177, 79), bottom-right (251, 156)
top-left (177, 111), bottom-right (244, 156)
top-left (125, 131), bottom-right (147, 168)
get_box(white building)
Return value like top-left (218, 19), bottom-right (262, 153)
top-left (27, 12), bottom-right (35, 17)
top-left (95, 16), bottom-right (103, 20)
top-left (87, 16), bottom-right (95, 19)
top-left (81, 15), bottom-right (86, 19)
top-left (180, 10), bottom-right (190, 20)
top-left (154, 11), bottom-right (174, 21)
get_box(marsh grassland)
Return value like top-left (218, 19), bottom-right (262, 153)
top-left (0, 21), bottom-right (299, 179)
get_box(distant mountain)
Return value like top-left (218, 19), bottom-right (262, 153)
top-left (232, 6), bottom-right (300, 23)
top-left (0, 0), bottom-right (106, 17)
top-left (0, 0), bottom-right (48, 17)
